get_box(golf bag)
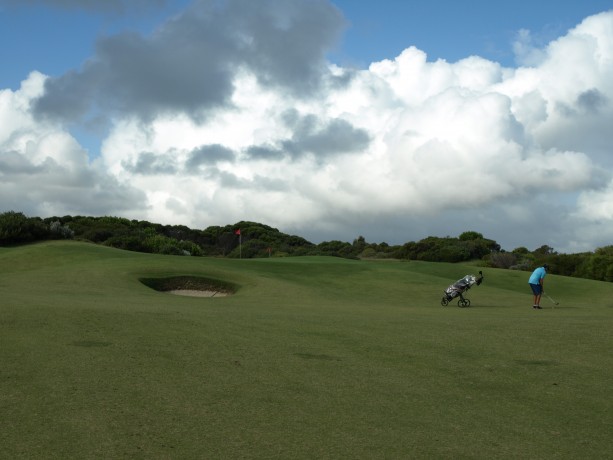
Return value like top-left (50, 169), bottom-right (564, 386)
top-left (441, 271), bottom-right (483, 307)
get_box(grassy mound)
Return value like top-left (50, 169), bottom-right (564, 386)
top-left (1, 241), bottom-right (612, 458)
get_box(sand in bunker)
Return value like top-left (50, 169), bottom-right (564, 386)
top-left (167, 289), bottom-right (228, 297)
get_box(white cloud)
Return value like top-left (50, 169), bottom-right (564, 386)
top-left (513, 29), bottom-right (548, 67)
top-left (575, 178), bottom-right (613, 221)
top-left (2, 6), bottom-right (613, 252)
top-left (0, 73), bottom-right (147, 217)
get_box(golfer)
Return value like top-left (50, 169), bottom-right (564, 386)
top-left (528, 264), bottom-right (549, 309)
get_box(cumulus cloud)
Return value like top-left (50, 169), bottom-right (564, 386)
top-left (186, 145), bottom-right (236, 170)
top-left (2, 4), bottom-right (613, 252)
top-left (32, 0), bottom-right (345, 123)
top-left (244, 111), bottom-right (371, 161)
top-left (0, 73), bottom-right (147, 217)
top-left (513, 29), bottom-right (548, 67)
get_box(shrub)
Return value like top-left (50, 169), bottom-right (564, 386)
top-left (49, 221), bottom-right (74, 239)
top-left (487, 252), bottom-right (517, 269)
top-left (0, 211), bottom-right (49, 245)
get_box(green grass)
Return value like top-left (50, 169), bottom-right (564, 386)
top-left (1, 241), bottom-right (612, 459)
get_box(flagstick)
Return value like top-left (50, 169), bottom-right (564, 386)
top-left (234, 228), bottom-right (242, 259)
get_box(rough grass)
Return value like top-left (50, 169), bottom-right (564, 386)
top-left (1, 241), bottom-right (612, 459)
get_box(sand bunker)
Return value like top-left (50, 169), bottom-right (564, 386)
top-left (140, 276), bottom-right (235, 298)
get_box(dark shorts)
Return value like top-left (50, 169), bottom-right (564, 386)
top-left (529, 283), bottom-right (542, 295)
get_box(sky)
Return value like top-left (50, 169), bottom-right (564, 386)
top-left (1, 0), bottom-right (613, 253)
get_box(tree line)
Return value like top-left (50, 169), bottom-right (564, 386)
top-left (1, 211), bottom-right (611, 282)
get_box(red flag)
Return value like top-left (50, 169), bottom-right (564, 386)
top-left (234, 229), bottom-right (241, 235)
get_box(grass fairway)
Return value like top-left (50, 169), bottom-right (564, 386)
top-left (1, 241), bottom-right (612, 459)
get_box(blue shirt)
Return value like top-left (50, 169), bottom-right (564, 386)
top-left (529, 267), bottom-right (547, 284)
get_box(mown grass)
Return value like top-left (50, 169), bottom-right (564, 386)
top-left (1, 241), bottom-right (612, 459)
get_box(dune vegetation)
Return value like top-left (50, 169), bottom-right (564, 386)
top-left (1, 241), bottom-right (612, 458)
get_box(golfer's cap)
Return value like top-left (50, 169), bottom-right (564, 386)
top-left (543, 264), bottom-right (549, 270)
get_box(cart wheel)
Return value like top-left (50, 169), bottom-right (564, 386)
top-left (458, 299), bottom-right (471, 307)
top-left (441, 297), bottom-right (449, 306)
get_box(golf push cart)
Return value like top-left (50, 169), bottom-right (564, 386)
top-left (441, 271), bottom-right (484, 307)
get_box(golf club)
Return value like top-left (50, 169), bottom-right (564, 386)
top-left (543, 292), bottom-right (559, 307)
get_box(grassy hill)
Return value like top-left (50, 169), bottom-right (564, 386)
top-left (1, 241), bottom-right (612, 458)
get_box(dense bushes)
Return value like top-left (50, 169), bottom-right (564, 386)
top-left (0, 211), bottom-right (72, 244)
top-left (392, 232), bottom-right (500, 263)
top-left (1, 211), bottom-right (611, 282)
top-left (571, 246), bottom-right (613, 282)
